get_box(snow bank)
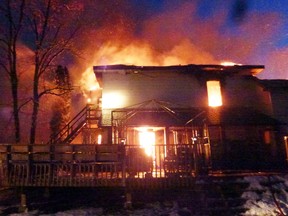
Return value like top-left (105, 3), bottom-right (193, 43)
top-left (241, 175), bottom-right (288, 215)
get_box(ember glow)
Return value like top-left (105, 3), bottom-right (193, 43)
top-left (221, 61), bottom-right (242, 66)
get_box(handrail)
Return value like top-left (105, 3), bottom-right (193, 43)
top-left (2, 143), bottom-right (285, 189)
top-left (47, 105), bottom-right (90, 144)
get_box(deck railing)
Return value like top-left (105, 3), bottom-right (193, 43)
top-left (0, 143), bottom-right (200, 187)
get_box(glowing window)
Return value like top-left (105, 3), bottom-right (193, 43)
top-left (97, 134), bottom-right (102, 145)
top-left (206, 80), bottom-right (223, 107)
top-left (264, 130), bottom-right (271, 144)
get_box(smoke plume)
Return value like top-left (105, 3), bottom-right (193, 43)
top-left (70, 0), bottom-right (286, 92)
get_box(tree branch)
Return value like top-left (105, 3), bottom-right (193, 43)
top-left (39, 0), bottom-right (51, 47)
top-left (18, 97), bottom-right (33, 112)
top-left (39, 86), bottom-right (72, 99)
top-left (0, 61), bottom-right (9, 75)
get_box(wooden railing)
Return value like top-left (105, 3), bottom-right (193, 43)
top-left (0, 144), bottom-right (124, 187)
top-left (0, 144), bottom-right (200, 188)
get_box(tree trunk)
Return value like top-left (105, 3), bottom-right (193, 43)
top-left (30, 61), bottom-right (40, 144)
top-left (4, 0), bottom-right (25, 143)
top-left (11, 72), bottom-right (20, 143)
top-left (11, 40), bottom-right (20, 143)
top-left (30, 99), bottom-right (39, 144)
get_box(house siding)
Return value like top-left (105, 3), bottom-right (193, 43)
top-left (224, 76), bottom-right (272, 115)
top-left (94, 64), bottom-right (287, 171)
top-left (100, 70), bottom-right (273, 120)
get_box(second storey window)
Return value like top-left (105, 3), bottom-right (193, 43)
top-left (206, 80), bottom-right (223, 107)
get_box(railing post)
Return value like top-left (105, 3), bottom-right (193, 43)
top-left (71, 145), bottom-right (76, 178)
top-left (6, 144), bottom-right (11, 185)
top-left (28, 144), bottom-right (33, 185)
top-left (50, 144), bottom-right (55, 161)
top-left (121, 143), bottom-right (126, 187)
top-left (192, 139), bottom-right (199, 176)
top-left (49, 144), bottom-right (55, 186)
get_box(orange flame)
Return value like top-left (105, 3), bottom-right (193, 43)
top-left (221, 61), bottom-right (242, 66)
top-left (79, 40), bottom-right (218, 98)
top-left (79, 42), bottom-right (160, 103)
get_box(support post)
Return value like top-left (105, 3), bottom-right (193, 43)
top-left (124, 192), bottom-right (132, 209)
top-left (49, 144), bottom-right (55, 186)
top-left (28, 144), bottom-right (33, 185)
top-left (43, 187), bottom-right (50, 198)
top-left (18, 193), bottom-right (28, 213)
top-left (6, 145), bottom-right (11, 185)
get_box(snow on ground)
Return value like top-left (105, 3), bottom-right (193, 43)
top-left (1, 175), bottom-right (288, 216)
top-left (241, 175), bottom-right (288, 216)
top-left (3, 202), bottom-right (189, 216)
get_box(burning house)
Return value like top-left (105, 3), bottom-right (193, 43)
top-left (0, 63), bottom-right (287, 188)
top-left (91, 64), bottom-right (287, 172)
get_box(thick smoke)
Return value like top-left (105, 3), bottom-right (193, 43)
top-left (70, 0), bottom-right (287, 89)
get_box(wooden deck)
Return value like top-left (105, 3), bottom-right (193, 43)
top-left (0, 144), bottom-right (201, 188)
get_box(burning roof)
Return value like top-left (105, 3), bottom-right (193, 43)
top-left (93, 64), bottom-right (265, 76)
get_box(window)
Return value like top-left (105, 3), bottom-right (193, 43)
top-left (206, 80), bottom-right (223, 107)
top-left (264, 130), bottom-right (271, 144)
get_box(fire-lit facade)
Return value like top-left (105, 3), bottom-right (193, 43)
top-left (93, 64), bottom-right (287, 172)
top-left (1, 64), bottom-right (287, 188)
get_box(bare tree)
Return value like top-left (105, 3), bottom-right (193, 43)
top-left (0, 0), bottom-right (82, 144)
top-left (0, 0), bottom-right (26, 143)
top-left (25, 0), bottom-right (80, 144)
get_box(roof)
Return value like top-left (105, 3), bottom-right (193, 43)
top-left (260, 79), bottom-right (288, 90)
top-left (93, 64), bottom-right (265, 76)
top-left (111, 100), bottom-right (205, 126)
top-left (117, 109), bottom-right (205, 126)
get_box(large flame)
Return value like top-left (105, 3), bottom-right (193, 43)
top-left (80, 68), bottom-right (100, 103)
top-left (138, 127), bottom-right (155, 157)
top-left (79, 39), bottom-right (218, 101)
top-left (75, 0), bottom-right (282, 103)
top-left (79, 42), bottom-right (160, 103)
top-left (80, 68), bottom-right (100, 92)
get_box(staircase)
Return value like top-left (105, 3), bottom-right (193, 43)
top-left (48, 105), bottom-right (101, 144)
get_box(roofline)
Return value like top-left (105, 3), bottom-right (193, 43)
top-left (259, 79), bottom-right (288, 89)
top-left (93, 64), bottom-right (265, 76)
